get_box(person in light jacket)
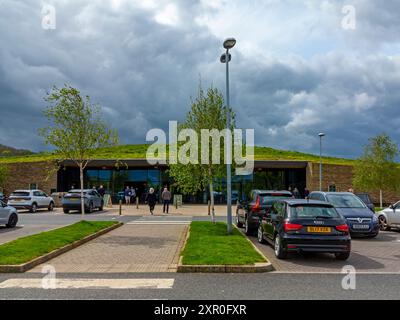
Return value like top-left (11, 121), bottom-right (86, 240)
top-left (161, 187), bottom-right (172, 214)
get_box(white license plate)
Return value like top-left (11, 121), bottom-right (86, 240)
top-left (352, 224), bottom-right (369, 229)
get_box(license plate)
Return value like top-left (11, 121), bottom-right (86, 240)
top-left (352, 224), bottom-right (369, 229)
top-left (69, 198), bottom-right (80, 201)
top-left (307, 227), bottom-right (332, 233)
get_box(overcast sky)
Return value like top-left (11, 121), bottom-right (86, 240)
top-left (1, 0), bottom-right (399, 158)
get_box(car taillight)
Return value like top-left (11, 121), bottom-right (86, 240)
top-left (336, 224), bottom-right (349, 233)
top-left (284, 222), bottom-right (303, 232)
top-left (251, 196), bottom-right (261, 213)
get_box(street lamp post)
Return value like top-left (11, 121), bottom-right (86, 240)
top-left (220, 38), bottom-right (236, 235)
top-left (318, 133), bottom-right (325, 191)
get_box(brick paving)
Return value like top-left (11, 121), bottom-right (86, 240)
top-left (29, 223), bottom-right (188, 273)
top-left (246, 230), bottom-right (400, 273)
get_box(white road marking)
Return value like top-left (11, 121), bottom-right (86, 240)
top-left (0, 278), bottom-right (175, 289)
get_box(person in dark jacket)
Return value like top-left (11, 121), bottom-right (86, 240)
top-left (98, 185), bottom-right (106, 198)
top-left (145, 188), bottom-right (157, 215)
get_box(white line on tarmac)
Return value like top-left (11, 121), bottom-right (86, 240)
top-left (0, 278), bottom-right (175, 289)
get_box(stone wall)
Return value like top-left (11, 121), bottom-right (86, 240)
top-left (306, 162), bottom-right (400, 206)
top-left (2, 161), bottom-right (58, 195)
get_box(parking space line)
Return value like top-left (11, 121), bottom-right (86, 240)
top-left (0, 278), bottom-right (175, 289)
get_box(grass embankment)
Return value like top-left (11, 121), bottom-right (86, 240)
top-left (0, 221), bottom-right (117, 265)
top-left (0, 144), bottom-right (355, 165)
top-left (181, 222), bottom-right (266, 265)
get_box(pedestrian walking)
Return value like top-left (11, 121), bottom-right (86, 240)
top-left (124, 186), bottom-right (131, 205)
top-left (146, 188), bottom-right (157, 215)
top-left (161, 187), bottom-right (171, 214)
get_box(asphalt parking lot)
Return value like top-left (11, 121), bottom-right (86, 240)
top-left (244, 229), bottom-right (400, 273)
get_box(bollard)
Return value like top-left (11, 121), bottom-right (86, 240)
top-left (136, 197), bottom-right (139, 209)
top-left (208, 200), bottom-right (211, 216)
top-left (119, 199), bottom-right (122, 216)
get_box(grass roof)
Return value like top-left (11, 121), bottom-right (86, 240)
top-left (0, 144), bottom-right (355, 166)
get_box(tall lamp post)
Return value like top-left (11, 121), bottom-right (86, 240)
top-left (220, 38), bottom-right (236, 235)
top-left (318, 133), bottom-right (325, 191)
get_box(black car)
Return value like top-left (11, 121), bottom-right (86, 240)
top-left (236, 190), bottom-right (293, 235)
top-left (257, 199), bottom-right (351, 260)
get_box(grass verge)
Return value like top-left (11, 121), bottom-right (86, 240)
top-left (181, 222), bottom-right (266, 265)
top-left (0, 220), bottom-right (117, 265)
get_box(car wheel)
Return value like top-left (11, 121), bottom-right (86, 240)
top-left (274, 234), bottom-right (287, 259)
top-left (257, 225), bottom-right (266, 244)
top-left (6, 213), bottom-right (18, 228)
top-left (30, 203), bottom-right (37, 213)
top-left (48, 202), bottom-right (54, 212)
top-left (63, 209), bottom-right (69, 214)
top-left (99, 201), bottom-right (104, 211)
top-left (245, 218), bottom-right (253, 236)
top-left (236, 213), bottom-right (243, 228)
top-left (379, 216), bottom-right (390, 231)
top-left (335, 252), bottom-right (350, 260)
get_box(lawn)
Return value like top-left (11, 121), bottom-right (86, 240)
top-left (0, 143), bottom-right (356, 165)
top-left (0, 220), bottom-right (117, 265)
top-left (181, 222), bottom-right (266, 265)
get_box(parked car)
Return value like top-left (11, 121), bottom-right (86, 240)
top-left (62, 189), bottom-right (104, 213)
top-left (236, 190), bottom-right (293, 235)
top-left (377, 201), bottom-right (400, 231)
top-left (7, 190), bottom-right (55, 213)
top-left (257, 199), bottom-right (351, 260)
top-left (355, 193), bottom-right (375, 212)
top-left (0, 192), bottom-right (4, 202)
top-left (0, 200), bottom-right (18, 228)
top-left (308, 192), bottom-right (379, 238)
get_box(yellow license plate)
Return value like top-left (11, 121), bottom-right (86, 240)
top-left (307, 227), bottom-right (331, 233)
top-left (70, 198), bottom-right (80, 201)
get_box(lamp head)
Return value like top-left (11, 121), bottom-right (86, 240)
top-left (223, 38), bottom-right (236, 50)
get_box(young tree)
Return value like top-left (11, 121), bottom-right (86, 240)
top-left (168, 87), bottom-right (235, 223)
top-left (0, 164), bottom-right (9, 192)
top-left (40, 85), bottom-right (118, 216)
top-left (353, 133), bottom-right (400, 208)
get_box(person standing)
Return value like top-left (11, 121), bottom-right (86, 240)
top-left (130, 186), bottom-right (136, 204)
top-left (124, 186), bottom-right (131, 205)
top-left (304, 187), bottom-right (310, 199)
top-left (293, 187), bottom-right (300, 199)
top-left (161, 187), bottom-right (171, 214)
top-left (146, 188), bottom-right (157, 215)
top-left (98, 185), bottom-right (106, 198)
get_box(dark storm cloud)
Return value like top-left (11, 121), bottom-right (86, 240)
top-left (0, 0), bottom-right (399, 159)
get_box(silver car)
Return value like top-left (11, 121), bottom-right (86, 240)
top-left (377, 201), bottom-right (400, 231)
top-left (8, 190), bottom-right (55, 213)
top-left (62, 189), bottom-right (104, 214)
top-left (0, 201), bottom-right (18, 228)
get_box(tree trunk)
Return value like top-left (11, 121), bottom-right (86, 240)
top-left (209, 181), bottom-right (215, 224)
top-left (80, 164), bottom-right (85, 218)
top-left (380, 189), bottom-right (383, 209)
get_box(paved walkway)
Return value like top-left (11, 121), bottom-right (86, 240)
top-left (30, 221), bottom-right (188, 273)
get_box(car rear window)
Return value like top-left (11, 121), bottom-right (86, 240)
top-left (11, 192), bottom-right (30, 197)
top-left (260, 194), bottom-right (292, 205)
top-left (290, 205), bottom-right (340, 219)
top-left (326, 194), bottom-right (366, 208)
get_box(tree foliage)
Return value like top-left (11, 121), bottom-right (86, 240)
top-left (39, 85), bottom-right (118, 215)
top-left (168, 86), bottom-right (235, 221)
top-left (353, 133), bottom-right (400, 205)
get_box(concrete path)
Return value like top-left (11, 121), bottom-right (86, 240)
top-left (30, 221), bottom-right (188, 273)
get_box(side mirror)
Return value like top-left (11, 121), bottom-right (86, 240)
top-left (389, 204), bottom-right (394, 210)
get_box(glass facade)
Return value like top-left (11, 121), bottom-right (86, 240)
top-left (58, 166), bottom-right (306, 204)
